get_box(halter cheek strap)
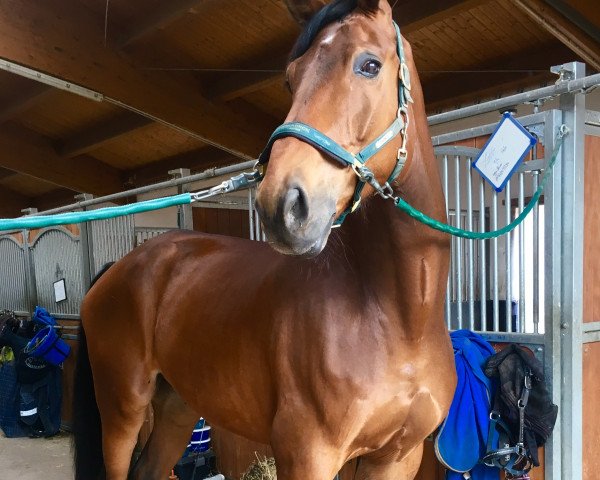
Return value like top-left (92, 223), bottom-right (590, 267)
top-left (257, 21), bottom-right (412, 226)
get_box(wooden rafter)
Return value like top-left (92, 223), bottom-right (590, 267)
top-left (0, 166), bottom-right (17, 181)
top-left (125, 146), bottom-right (235, 187)
top-left (58, 112), bottom-right (153, 158)
top-left (210, 0), bottom-right (489, 103)
top-left (207, 53), bottom-right (289, 102)
top-left (32, 187), bottom-right (79, 212)
top-left (393, 0), bottom-right (489, 33)
top-left (508, 0), bottom-right (600, 71)
top-left (0, 123), bottom-right (124, 196)
top-left (0, 83), bottom-right (52, 123)
top-left (0, 188), bottom-right (32, 217)
top-left (118, 0), bottom-right (207, 48)
top-left (0, 0), bottom-right (271, 159)
top-left (423, 42), bottom-right (576, 109)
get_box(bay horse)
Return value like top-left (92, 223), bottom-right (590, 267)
top-left (73, 0), bottom-right (456, 479)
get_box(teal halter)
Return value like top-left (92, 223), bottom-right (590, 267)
top-left (257, 21), bottom-right (412, 226)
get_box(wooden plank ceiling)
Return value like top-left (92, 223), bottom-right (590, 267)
top-left (0, 0), bottom-right (598, 217)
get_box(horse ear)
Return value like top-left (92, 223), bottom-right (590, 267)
top-left (284, 0), bottom-right (329, 25)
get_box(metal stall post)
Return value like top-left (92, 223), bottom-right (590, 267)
top-left (557, 62), bottom-right (586, 480)
top-left (169, 168), bottom-right (194, 230)
top-left (543, 108), bottom-right (564, 480)
top-left (21, 208), bottom-right (38, 317)
top-left (75, 193), bottom-right (94, 291)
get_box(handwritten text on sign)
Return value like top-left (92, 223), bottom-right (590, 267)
top-left (473, 114), bottom-right (536, 192)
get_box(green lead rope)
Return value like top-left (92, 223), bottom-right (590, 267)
top-left (392, 128), bottom-right (568, 239)
top-left (0, 193), bottom-right (192, 231)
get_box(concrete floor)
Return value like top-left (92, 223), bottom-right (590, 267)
top-left (0, 431), bottom-right (73, 479)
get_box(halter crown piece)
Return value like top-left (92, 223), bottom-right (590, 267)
top-left (257, 21), bottom-right (412, 226)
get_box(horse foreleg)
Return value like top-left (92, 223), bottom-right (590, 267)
top-left (354, 442), bottom-right (424, 480)
top-left (130, 377), bottom-right (198, 480)
top-left (270, 413), bottom-right (345, 480)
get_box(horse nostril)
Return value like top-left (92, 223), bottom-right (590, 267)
top-left (283, 187), bottom-right (309, 229)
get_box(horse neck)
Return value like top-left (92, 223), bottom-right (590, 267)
top-left (338, 115), bottom-right (450, 338)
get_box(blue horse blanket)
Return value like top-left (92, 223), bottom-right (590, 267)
top-left (435, 330), bottom-right (498, 479)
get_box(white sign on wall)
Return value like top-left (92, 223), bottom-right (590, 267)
top-left (53, 278), bottom-right (67, 303)
top-left (472, 113), bottom-right (536, 192)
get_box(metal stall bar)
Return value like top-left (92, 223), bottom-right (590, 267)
top-left (505, 181), bottom-right (512, 332)
top-left (454, 155), bottom-right (463, 328)
top-left (76, 194), bottom-right (94, 291)
top-left (492, 190), bottom-right (499, 331)
top-left (26, 161), bottom-right (256, 217)
top-left (532, 172), bottom-right (540, 333)
top-left (557, 61), bottom-right (585, 480)
top-left (248, 188), bottom-right (255, 241)
top-left (466, 156), bottom-right (475, 330)
top-left (479, 177), bottom-right (487, 332)
top-left (442, 155), bottom-right (451, 328)
top-left (519, 172), bottom-right (525, 333)
top-left (428, 71), bottom-right (600, 126)
top-left (170, 168), bottom-right (194, 230)
top-left (22, 228), bottom-right (38, 317)
top-left (254, 187), bottom-right (262, 241)
top-left (543, 105), bottom-right (564, 480)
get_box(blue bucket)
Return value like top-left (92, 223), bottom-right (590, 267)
top-left (191, 425), bottom-right (211, 443)
top-left (188, 438), bottom-right (211, 453)
top-left (188, 425), bottom-right (211, 453)
top-left (24, 326), bottom-right (71, 366)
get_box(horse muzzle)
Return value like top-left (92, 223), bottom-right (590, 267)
top-left (255, 183), bottom-right (336, 257)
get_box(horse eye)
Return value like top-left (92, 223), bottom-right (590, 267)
top-left (360, 59), bottom-right (381, 77)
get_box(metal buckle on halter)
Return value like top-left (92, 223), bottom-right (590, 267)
top-left (253, 160), bottom-right (265, 177)
top-left (351, 161), bottom-right (373, 183)
top-left (397, 146), bottom-right (408, 161)
top-left (396, 107), bottom-right (409, 162)
top-left (399, 62), bottom-right (411, 91)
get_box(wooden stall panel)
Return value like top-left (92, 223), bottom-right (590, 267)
top-left (584, 135), bottom-right (600, 323)
top-left (583, 342), bottom-right (600, 480)
top-left (193, 207), bottom-right (250, 239)
top-left (56, 318), bottom-right (79, 429)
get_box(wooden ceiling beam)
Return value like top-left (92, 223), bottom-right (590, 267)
top-left (209, 71), bottom-right (284, 103)
top-left (0, 123), bottom-right (125, 196)
top-left (207, 53), bottom-right (289, 102)
top-left (426, 72), bottom-right (552, 113)
top-left (210, 0), bottom-right (489, 102)
top-left (0, 188), bottom-right (32, 218)
top-left (0, 83), bottom-right (52, 123)
top-left (0, 0), bottom-right (271, 160)
top-left (125, 146), bottom-right (235, 187)
top-left (118, 0), bottom-right (207, 48)
top-left (0, 166), bottom-right (17, 181)
top-left (508, 0), bottom-right (600, 71)
top-left (32, 187), bottom-right (79, 212)
top-left (393, 0), bottom-right (490, 33)
top-left (422, 42), bottom-right (575, 110)
top-left (58, 112), bottom-right (153, 158)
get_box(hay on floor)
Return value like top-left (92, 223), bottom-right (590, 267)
top-left (240, 454), bottom-right (277, 480)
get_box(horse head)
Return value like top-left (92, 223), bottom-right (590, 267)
top-left (255, 0), bottom-right (412, 257)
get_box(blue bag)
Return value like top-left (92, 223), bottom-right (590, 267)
top-left (0, 359), bottom-right (28, 437)
top-left (33, 306), bottom-right (57, 327)
top-left (435, 330), bottom-right (499, 479)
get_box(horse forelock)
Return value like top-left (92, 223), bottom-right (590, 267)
top-left (289, 0), bottom-right (379, 62)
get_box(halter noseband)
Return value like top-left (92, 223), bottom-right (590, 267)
top-left (257, 21), bottom-right (412, 226)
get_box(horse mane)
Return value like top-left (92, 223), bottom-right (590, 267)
top-left (289, 0), bottom-right (378, 61)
